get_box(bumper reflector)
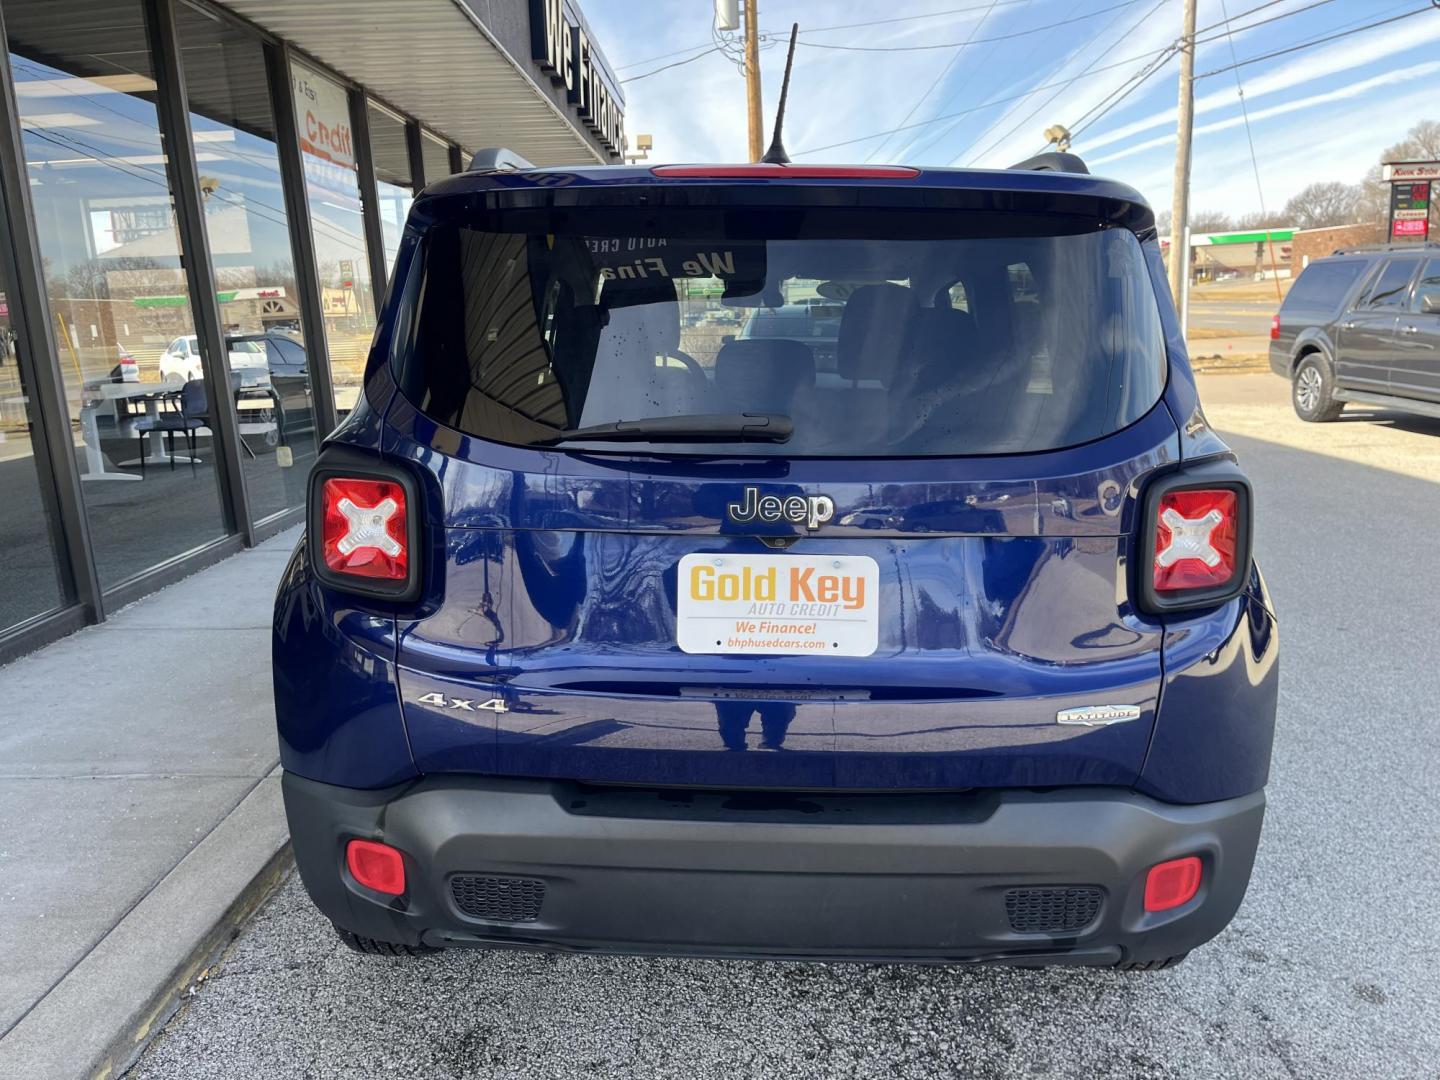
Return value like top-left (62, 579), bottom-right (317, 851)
top-left (1144, 855), bottom-right (1203, 912)
top-left (346, 839), bottom-right (406, 896)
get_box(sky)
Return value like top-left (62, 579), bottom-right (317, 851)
top-left (582, 0), bottom-right (1440, 219)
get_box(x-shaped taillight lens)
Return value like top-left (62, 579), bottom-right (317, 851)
top-left (321, 477), bottom-right (409, 581)
top-left (1153, 489), bottom-right (1238, 592)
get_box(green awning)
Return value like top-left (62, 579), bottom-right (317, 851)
top-left (133, 290), bottom-right (239, 308)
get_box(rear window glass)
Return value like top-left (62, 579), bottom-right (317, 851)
top-left (1283, 260), bottom-right (1366, 318)
top-left (397, 209), bottom-right (1165, 456)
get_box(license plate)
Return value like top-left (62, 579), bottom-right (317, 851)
top-left (676, 553), bottom-right (880, 656)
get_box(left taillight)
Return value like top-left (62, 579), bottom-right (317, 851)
top-left (1139, 466), bottom-right (1252, 614)
top-left (309, 460), bottom-right (420, 600)
top-left (1269, 314), bottom-right (1280, 341)
top-left (321, 477), bottom-right (408, 581)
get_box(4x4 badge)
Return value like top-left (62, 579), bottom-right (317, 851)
top-left (416, 692), bottom-right (508, 714)
top-left (727, 487), bottom-right (835, 530)
top-left (1056, 704), bottom-right (1141, 727)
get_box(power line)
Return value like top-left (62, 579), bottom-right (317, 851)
top-left (614, 0), bottom-right (1323, 74)
top-left (958, 0), bottom-right (1173, 166)
top-left (1216, 0), bottom-right (1285, 299)
top-left (611, 1), bottom-right (1039, 70)
top-left (792, 45), bottom-right (1181, 156)
top-left (790, 0), bottom-right (1387, 158)
top-left (1011, 0), bottom-right (1376, 158)
top-left (1066, 36), bottom-right (1178, 140)
top-left (801, 0), bottom-right (1035, 34)
top-left (1195, 5), bottom-right (1438, 79)
top-left (1192, 0), bottom-right (1340, 41)
top-left (796, 0), bottom-right (1145, 53)
top-left (1063, 0), bottom-right (1408, 151)
top-left (865, 0), bottom-right (1003, 163)
top-left (620, 47), bottom-right (721, 84)
top-left (614, 42), bottom-right (717, 73)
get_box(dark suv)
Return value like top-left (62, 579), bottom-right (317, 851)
top-left (273, 152), bottom-right (1278, 969)
top-left (1270, 242), bottom-right (1440, 421)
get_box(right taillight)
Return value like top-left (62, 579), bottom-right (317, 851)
top-left (1269, 314), bottom-right (1280, 341)
top-left (1154, 488), bottom-right (1238, 593)
top-left (1139, 467), bottom-right (1252, 614)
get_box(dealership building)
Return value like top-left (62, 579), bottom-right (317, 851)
top-left (0, 0), bottom-right (624, 659)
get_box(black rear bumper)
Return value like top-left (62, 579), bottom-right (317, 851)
top-left (283, 773), bottom-right (1265, 966)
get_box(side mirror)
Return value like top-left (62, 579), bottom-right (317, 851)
top-left (1421, 292), bottom-right (1440, 315)
top-left (722, 334), bottom-right (735, 344)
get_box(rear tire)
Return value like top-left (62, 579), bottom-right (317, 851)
top-left (332, 923), bottom-right (439, 957)
top-left (1115, 952), bottom-right (1188, 972)
top-left (1292, 356), bottom-right (1344, 422)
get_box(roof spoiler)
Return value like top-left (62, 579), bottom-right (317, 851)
top-left (1008, 151), bottom-right (1089, 175)
top-left (467, 147), bottom-right (534, 173)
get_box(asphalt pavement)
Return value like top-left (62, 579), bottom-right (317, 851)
top-left (128, 374), bottom-right (1440, 1080)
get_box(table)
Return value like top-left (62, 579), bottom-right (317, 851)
top-left (77, 382), bottom-right (196, 481)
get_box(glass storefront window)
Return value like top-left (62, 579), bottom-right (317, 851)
top-left (289, 59), bottom-right (375, 420)
top-left (8, 0), bottom-right (229, 589)
top-left (0, 215), bottom-right (69, 635)
top-left (367, 100), bottom-right (413, 280)
top-left (176, 2), bottom-right (319, 523)
top-left (419, 131), bottom-right (453, 188)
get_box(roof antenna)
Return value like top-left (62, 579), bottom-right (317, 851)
top-left (761, 23), bottom-right (799, 164)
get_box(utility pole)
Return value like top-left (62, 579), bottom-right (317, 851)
top-left (1167, 0), bottom-right (1197, 323)
top-left (744, 0), bottom-right (763, 161)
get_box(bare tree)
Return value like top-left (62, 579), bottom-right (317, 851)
top-left (1188, 210), bottom-right (1235, 234)
top-left (1233, 209), bottom-right (1289, 230)
top-left (1282, 181), bottom-right (1362, 230)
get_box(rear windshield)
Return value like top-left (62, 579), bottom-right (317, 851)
top-left (1283, 259), bottom-right (1367, 318)
top-left (397, 208), bottom-right (1166, 456)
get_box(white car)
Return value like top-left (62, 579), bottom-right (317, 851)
top-left (158, 334), bottom-right (269, 385)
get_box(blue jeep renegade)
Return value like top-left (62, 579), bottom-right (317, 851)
top-left (273, 152), bottom-right (1278, 968)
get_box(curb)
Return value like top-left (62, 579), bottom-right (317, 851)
top-left (0, 774), bottom-right (292, 1080)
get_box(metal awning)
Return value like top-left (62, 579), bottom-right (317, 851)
top-left (219, 0), bottom-right (604, 167)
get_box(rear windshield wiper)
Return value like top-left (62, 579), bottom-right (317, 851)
top-left (537, 413), bottom-right (793, 445)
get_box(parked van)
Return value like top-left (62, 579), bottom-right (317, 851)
top-left (274, 153), bottom-right (1277, 968)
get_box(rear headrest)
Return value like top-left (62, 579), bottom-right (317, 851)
top-left (601, 284), bottom-right (680, 356)
top-left (837, 283), bottom-right (913, 383)
top-left (900, 306), bottom-right (990, 395)
top-left (713, 338), bottom-right (816, 413)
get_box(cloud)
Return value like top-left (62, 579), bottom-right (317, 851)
top-left (1113, 84), bottom-right (1440, 214)
top-left (1088, 62), bottom-right (1440, 168)
top-left (1078, 8), bottom-right (1440, 157)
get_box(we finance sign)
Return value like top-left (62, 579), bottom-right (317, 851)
top-left (530, 0), bottom-right (625, 157)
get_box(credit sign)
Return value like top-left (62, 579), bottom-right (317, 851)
top-left (677, 553), bottom-right (880, 656)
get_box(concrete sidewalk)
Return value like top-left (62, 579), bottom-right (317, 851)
top-left (0, 529), bottom-right (300, 1079)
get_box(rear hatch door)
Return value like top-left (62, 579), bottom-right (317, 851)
top-left (387, 177), bottom-right (1177, 789)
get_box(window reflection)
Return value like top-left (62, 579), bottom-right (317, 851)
top-left (8, 0), bottom-right (228, 589)
top-left (420, 131), bottom-right (452, 188)
top-left (177, 2), bottom-right (318, 522)
top-left (367, 100), bottom-right (413, 281)
top-left (289, 60), bottom-right (376, 420)
top-left (0, 211), bottom-right (69, 634)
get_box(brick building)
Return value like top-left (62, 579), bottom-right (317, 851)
top-left (1289, 223), bottom-right (1386, 268)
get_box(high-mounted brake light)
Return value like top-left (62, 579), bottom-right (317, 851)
top-left (321, 477), bottom-right (409, 582)
top-left (651, 164), bottom-right (919, 179)
top-left (1153, 489), bottom-right (1238, 593)
top-left (1269, 314), bottom-right (1280, 341)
